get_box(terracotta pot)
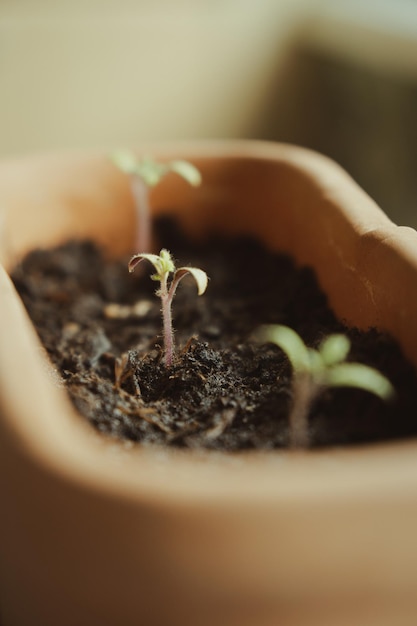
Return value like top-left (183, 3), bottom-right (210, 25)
top-left (1, 141), bottom-right (417, 626)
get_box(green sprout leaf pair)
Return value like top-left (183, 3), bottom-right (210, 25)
top-left (129, 249), bottom-right (208, 367)
top-left (111, 151), bottom-right (202, 188)
top-left (111, 151), bottom-right (202, 253)
top-left (256, 324), bottom-right (395, 448)
top-left (261, 325), bottom-right (394, 400)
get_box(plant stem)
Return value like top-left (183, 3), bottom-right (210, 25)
top-left (160, 275), bottom-right (175, 367)
top-left (288, 373), bottom-right (319, 448)
top-left (130, 174), bottom-right (151, 253)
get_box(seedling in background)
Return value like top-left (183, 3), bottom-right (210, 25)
top-left (256, 325), bottom-right (395, 449)
top-left (128, 248), bottom-right (208, 367)
top-left (111, 151), bottom-right (202, 252)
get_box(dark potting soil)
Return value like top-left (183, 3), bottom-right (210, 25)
top-left (11, 218), bottom-right (417, 451)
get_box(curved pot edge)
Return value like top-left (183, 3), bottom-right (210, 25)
top-left (0, 140), bottom-right (417, 507)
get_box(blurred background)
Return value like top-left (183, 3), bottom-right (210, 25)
top-left (0, 0), bottom-right (416, 226)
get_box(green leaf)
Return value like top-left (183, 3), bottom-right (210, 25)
top-left (169, 160), bottom-right (202, 187)
top-left (128, 252), bottom-right (162, 274)
top-left (307, 348), bottom-right (324, 376)
top-left (111, 152), bottom-right (202, 189)
top-left (325, 363), bottom-right (395, 400)
top-left (128, 250), bottom-right (175, 277)
top-left (174, 267), bottom-right (208, 295)
top-left (256, 325), bottom-right (311, 372)
top-left (319, 334), bottom-right (351, 366)
top-left (111, 150), bottom-right (138, 175)
top-left (158, 249), bottom-right (175, 274)
top-left (136, 157), bottom-right (167, 187)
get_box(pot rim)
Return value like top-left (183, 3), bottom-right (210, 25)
top-left (1, 139), bottom-right (417, 509)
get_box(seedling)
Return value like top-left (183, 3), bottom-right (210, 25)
top-left (128, 248), bottom-right (208, 367)
top-left (111, 151), bottom-right (202, 252)
top-left (256, 325), bottom-right (395, 448)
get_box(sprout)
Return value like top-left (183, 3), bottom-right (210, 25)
top-left (256, 325), bottom-right (395, 449)
top-left (111, 151), bottom-right (202, 253)
top-left (128, 248), bottom-right (208, 367)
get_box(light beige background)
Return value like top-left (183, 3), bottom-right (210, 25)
top-left (1, 0), bottom-right (416, 155)
top-left (1, 0), bottom-right (416, 227)
top-left (0, 0), bottom-right (312, 156)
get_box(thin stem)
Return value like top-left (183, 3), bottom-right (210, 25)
top-left (130, 174), bottom-right (151, 252)
top-left (288, 373), bottom-right (319, 449)
top-left (160, 275), bottom-right (175, 367)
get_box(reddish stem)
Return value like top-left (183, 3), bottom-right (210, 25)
top-left (288, 374), bottom-right (320, 448)
top-left (130, 175), bottom-right (151, 253)
top-left (159, 275), bottom-right (175, 367)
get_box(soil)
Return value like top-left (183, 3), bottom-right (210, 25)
top-left (11, 217), bottom-right (417, 451)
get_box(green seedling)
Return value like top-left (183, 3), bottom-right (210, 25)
top-left (256, 324), bottom-right (395, 449)
top-left (128, 248), bottom-right (208, 367)
top-left (111, 151), bottom-right (202, 253)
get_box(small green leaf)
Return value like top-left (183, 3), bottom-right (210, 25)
top-left (256, 325), bottom-right (311, 372)
top-left (136, 157), bottom-right (167, 187)
top-left (128, 251), bottom-right (175, 277)
top-left (158, 249), bottom-right (175, 274)
top-left (169, 160), bottom-right (202, 187)
top-left (319, 334), bottom-right (351, 366)
top-left (111, 152), bottom-right (202, 189)
top-left (128, 252), bottom-right (161, 274)
top-left (307, 348), bottom-right (324, 376)
top-left (326, 363), bottom-right (395, 400)
top-left (174, 267), bottom-right (208, 295)
top-left (111, 150), bottom-right (139, 175)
